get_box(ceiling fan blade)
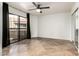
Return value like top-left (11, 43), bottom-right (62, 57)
top-left (28, 9), bottom-right (36, 11)
top-left (32, 2), bottom-right (37, 7)
top-left (40, 7), bottom-right (50, 9)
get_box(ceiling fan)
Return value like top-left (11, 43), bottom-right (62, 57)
top-left (29, 2), bottom-right (50, 13)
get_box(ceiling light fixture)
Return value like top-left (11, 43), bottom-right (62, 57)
top-left (36, 9), bottom-right (41, 12)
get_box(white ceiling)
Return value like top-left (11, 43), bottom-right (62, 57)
top-left (7, 2), bottom-right (75, 15)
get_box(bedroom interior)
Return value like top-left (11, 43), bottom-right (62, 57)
top-left (0, 2), bottom-right (79, 56)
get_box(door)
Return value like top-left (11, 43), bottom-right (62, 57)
top-left (73, 8), bottom-right (79, 48)
top-left (75, 8), bottom-right (78, 48)
top-left (19, 17), bottom-right (27, 40)
top-left (9, 14), bottom-right (19, 43)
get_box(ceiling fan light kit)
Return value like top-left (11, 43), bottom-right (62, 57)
top-left (29, 2), bottom-right (50, 13)
top-left (36, 9), bottom-right (41, 12)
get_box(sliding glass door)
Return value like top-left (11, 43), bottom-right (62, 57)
top-left (20, 17), bottom-right (27, 40)
top-left (72, 8), bottom-right (79, 49)
top-left (9, 14), bottom-right (19, 43)
top-left (75, 9), bottom-right (78, 48)
top-left (9, 14), bottom-right (27, 43)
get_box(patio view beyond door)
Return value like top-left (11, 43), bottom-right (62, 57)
top-left (9, 14), bottom-right (27, 43)
top-left (20, 17), bottom-right (27, 40)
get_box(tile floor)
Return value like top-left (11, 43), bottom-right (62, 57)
top-left (2, 38), bottom-right (78, 56)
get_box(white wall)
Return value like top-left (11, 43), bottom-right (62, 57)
top-left (0, 2), bottom-right (2, 55)
top-left (30, 15), bottom-right (38, 38)
top-left (38, 13), bottom-right (72, 41)
top-left (70, 15), bottom-right (75, 42)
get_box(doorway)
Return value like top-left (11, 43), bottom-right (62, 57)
top-left (9, 14), bottom-right (27, 44)
top-left (72, 8), bottom-right (79, 49)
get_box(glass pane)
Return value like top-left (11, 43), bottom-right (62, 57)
top-left (20, 17), bottom-right (27, 39)
top-left (78, 9), bottom-right (79, 50)
top-left (9, 14), bottom-right (18, 28)
top-left (75, 10), bottom-right (78, 48)
top-left (73, 10), bottom-right (78, 48)
top-left (20, 17), bottom-right (27, 28)
top-left (9, 14), bottom-right (19, 43)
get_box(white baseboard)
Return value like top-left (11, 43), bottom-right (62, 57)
top-left (31, 37), bottom-right (71, 42)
